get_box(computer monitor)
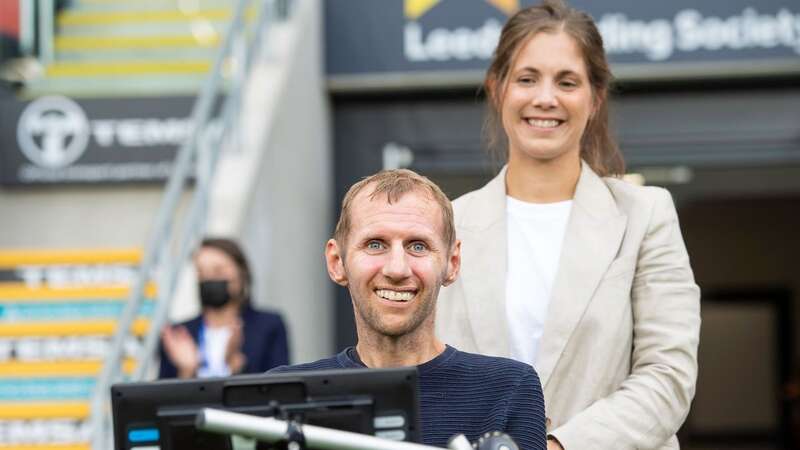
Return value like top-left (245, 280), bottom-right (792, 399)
top-left (111, 367), bottom-right (421, 450)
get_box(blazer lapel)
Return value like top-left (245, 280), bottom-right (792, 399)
top-left (536, 163), bottom-right (627, 388)
top-left (458, 168), bottom-right (512, 357)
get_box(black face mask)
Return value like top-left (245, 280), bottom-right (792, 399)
top-left (199, 280), bottom-right (232, 309)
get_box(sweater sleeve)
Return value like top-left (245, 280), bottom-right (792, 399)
top-left (504, 368), bottom-right (547, 450)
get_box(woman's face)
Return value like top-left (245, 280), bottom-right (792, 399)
top-left (195, 246), bottom-right (243, 302)
top-left (498, 30), bottom-right (595, 167)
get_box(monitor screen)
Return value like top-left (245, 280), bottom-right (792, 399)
top-left (111, 367), bottom-right (421, 450)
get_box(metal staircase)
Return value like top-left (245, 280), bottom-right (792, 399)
top-left (0, 249), bottom-right (154, 449)
top-left (91, 1), bottom-right (293, 446)
top-left (24, 0), bottom-right (242, 97)
top-left (0, 0), bottom-right (295, 448)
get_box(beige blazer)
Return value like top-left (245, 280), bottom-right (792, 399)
top-left (436, 163), bottom-right (700, 450)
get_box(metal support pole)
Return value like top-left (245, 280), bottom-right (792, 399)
top-left (38, 0), bottom-right (54, 66)
top-left (19, 0), bottom-right (35, 56)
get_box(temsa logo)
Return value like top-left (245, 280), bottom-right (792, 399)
top-left (16, 96), bottom-right (90, 169)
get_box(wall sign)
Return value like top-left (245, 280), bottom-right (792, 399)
top-left (325, 0), bottom-right (800, 89)
top-left (0, 95), bottom-right (219, 185)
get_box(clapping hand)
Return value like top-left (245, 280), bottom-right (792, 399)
top-left (161, 325), bottom-right (200, 379)
top-left (225, 319), bottom-right (247, 374)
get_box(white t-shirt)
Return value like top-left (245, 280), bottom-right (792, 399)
top-left (197, 325), bottom-right (232, 378)
top-left (505, 196), bottom-right (572, 367)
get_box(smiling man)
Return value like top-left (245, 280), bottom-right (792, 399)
top-left (272, 169), bottom-right (546, 449)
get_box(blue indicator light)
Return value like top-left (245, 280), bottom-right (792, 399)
top-left (128, 428), bottom-right (160, 442)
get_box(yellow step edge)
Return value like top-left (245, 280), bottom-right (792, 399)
top-left (0, 359), bottom-right (137, 378)
top-left (57, 8), bottom-right (235, 26)
top-left (0, 283), bottom-right (158, 301)
top-left (47, 60), bottom-right (211, 77)
top-left (0, 401), bottom-right (90, 419)
top-left (78, 0), bottom-right (167, 3)
top-left (0, 358), bottom-right (137, 378)
top-left (77, 0), bottom-right (189, 2)
top-left (56, 34), bottom-right (220, 50)
top-left (0, 319), bottom-right (150, 337)
top-left (0, 446), bottom-right (88, 450)
top-left (0, 248), bottom-right (142, 267)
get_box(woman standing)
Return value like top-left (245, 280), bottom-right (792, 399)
top-left (159, 238), bottom-right (289, 378)
top-left (436, 1), bottom-right (700, 449)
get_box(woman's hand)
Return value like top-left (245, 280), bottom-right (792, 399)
top-left (225, 319), bottom-right (247, 374)
top-left (161, 325), bottom-right (199, 378)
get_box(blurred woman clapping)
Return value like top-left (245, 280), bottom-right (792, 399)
top-left (159, 238), bottom-right (289, 378)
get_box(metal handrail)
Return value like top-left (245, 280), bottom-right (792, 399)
top-left (88, 1), bottom-right (285, 448)
top-left (38, 0), bottom-right (55, 66)
top-left (18, 0), bottom-right (35, 57)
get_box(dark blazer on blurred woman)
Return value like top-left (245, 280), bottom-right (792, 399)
top-left (159, 305), bottom-right (288, 378)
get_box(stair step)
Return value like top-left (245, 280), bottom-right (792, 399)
top-left (0, 445), bottom-right (88, 450)
top-left (0, 319), bottom-right (150, 337)
top-left (0, 378), bottom-right (94, 401)
top-left (53, 35), bottom-right (219, 62)
top-left (46, 60), bottom-right (211, 77)
top-left (0, 401), bottom-right (90, 419)
top-left (0, 248), bottom-right (143, 266)
top-left (55, 34), bottom-right (219, 51)
top-left (57, 8), bottom-right (234, 27)
top-left (55, 18), bottom-right (231, 38)
top-left (55, 49), bottom-right (216, 63)
top-left (70, 0), bottom-right (233, 12)
top-left (0, 300), bottom-right (155, 322)
top-left (0, 359), bottom-right (137, 377)
top-left (0, 284), bottom-right (157, 301)
top-left (3, 442), bottom-right (92, 450)
top-left (22, 74), bottom-right (211, 97)
top-left (56, 20), bottom-right (227, 37)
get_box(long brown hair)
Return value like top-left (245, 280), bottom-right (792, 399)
top-left (484, 0), bottom-right (625, 177)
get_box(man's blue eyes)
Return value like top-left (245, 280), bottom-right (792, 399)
top-left (365, 242), bottom-right (427, 252)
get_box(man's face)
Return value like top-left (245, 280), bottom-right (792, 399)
top-left (326, 188), bottom-right (460, 340)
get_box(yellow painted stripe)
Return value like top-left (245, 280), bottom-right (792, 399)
top-left (0, 319), bottom-right (150, 337)
top-left (0, 283), bottom-right (158, 300)
top-left (0, 401), bottom-right (89, 419)
top-left (78, 0), bottom-right (157, 2)
top-left (47, 60), bottom-right (211, 77)
top-left (0, 446), bottom-right (88, 450)
top-left (0, 248), bottom-right (141, 267)
top-left (0, 446), bottom-right (89, 450)
top-left (57, 8), bottom-right (232, 26)
top-left (0, 359), bottom-right (136, 377)
top-left (78, 0), bottom-right (151, 5)
top-left (56, 34), bottom-right (219, 50)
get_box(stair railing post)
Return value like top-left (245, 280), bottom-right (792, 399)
top-left (38, 0), bottom-right (55, 66)
top-left (19, 0), bottom-right (35, 56)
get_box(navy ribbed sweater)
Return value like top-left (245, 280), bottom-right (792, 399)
top-left (271, 345), bottom-right (546, 450)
